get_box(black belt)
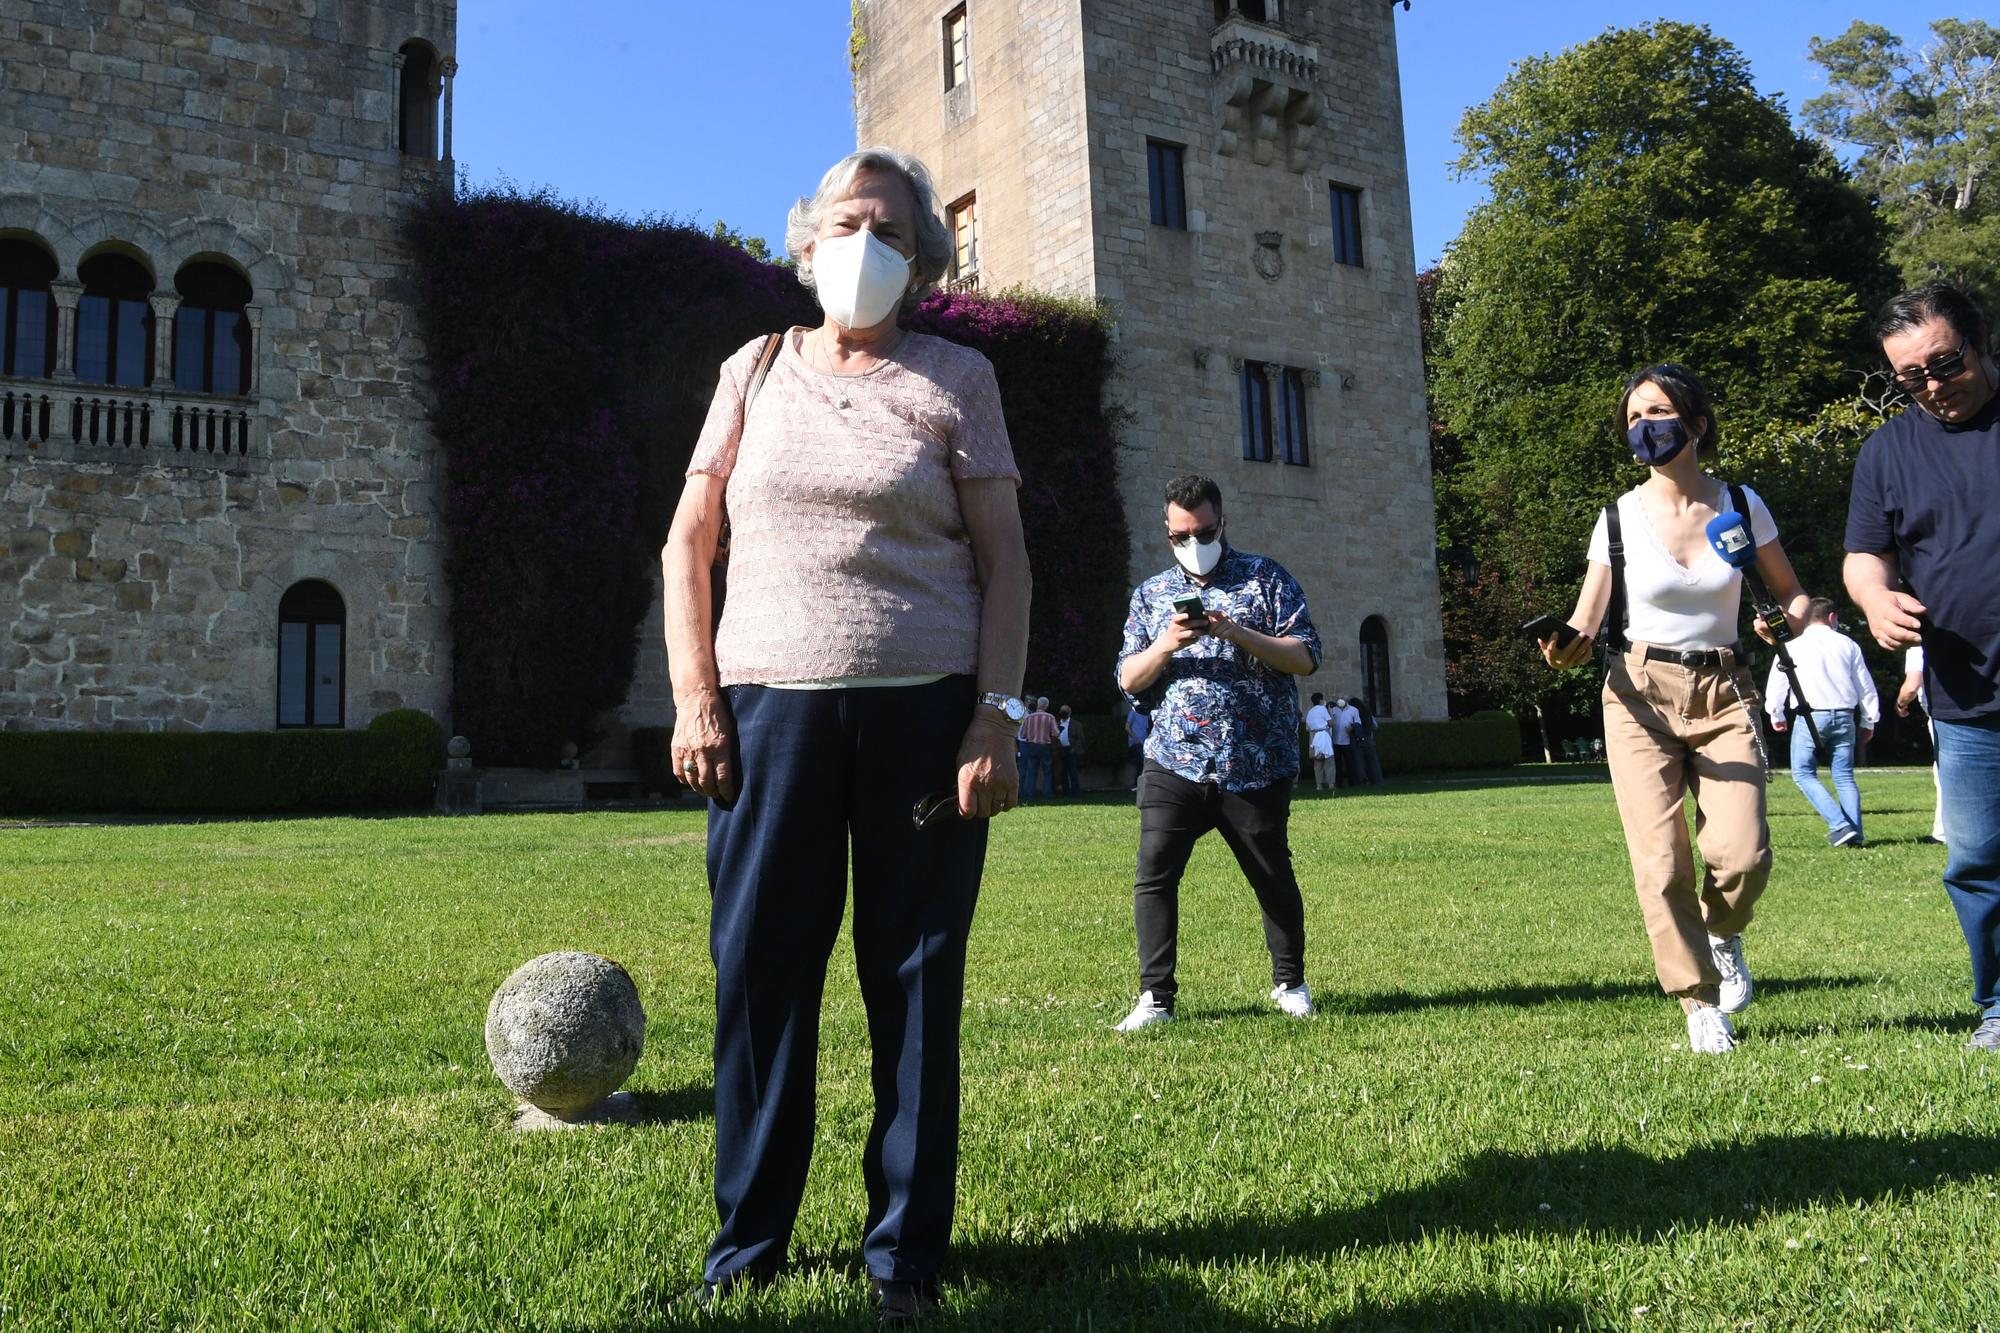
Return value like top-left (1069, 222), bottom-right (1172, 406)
top-left (1641, 644), bottom-right (1740, 670)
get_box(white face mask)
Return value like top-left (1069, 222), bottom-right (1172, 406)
top-left (1173, 536), bottom-right (1224, 577)
top-left (812, 229), bottom-right (913, 330)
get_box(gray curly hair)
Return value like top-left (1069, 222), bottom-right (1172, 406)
top-left (786, 148), bottom-right (953, 314)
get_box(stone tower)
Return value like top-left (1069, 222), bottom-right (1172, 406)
top-left (1, 1), bottom-right (457, 732)
top-left (855, 0), bottom-right (1446, 718)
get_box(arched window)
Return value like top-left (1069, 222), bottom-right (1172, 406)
top-left (0, 238), bottom-right (57, 379)
top-left (278, 580), bottom-right (345, 728)
top-left (173, 261), bottom-right (252, 395)
top-left (1360, 615), bottom-right (1392, 718)
top-left (76, 252), bottom-right (154, 387)
top-left (398, 41), bottom-right (440, 160)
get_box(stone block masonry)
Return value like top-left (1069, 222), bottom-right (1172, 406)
top-left (1, 1), bottom-right (458, 732)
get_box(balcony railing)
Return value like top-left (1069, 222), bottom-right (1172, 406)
top-left (1210, 12), bottom-right (1321, 171)
top-left (0, 375), bottom-right (260, 462)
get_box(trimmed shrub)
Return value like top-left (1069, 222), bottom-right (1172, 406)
top-left (0, 722), bottom-right (445, 816)
top-left (406, 191), bottom-right (1129, 766)
top-left (1372, 711), bottom-right (1521, 774)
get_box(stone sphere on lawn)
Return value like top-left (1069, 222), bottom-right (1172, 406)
top-left (485, 951), bottom-right (646, 1117)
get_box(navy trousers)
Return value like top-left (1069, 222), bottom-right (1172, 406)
top-left (704, 675), bottom-right (988, 1285)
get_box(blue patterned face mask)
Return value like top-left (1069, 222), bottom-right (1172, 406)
top-left (1627, 416), bottom-right (1690, 466)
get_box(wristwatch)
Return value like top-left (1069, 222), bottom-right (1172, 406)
top-left (977, 692), bottom-right (1027, 723)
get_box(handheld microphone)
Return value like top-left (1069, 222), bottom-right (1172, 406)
top-left (1707, 509), bottom-right (1823, 754)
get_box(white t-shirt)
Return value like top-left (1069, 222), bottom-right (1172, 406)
top-left (1905, 645), bottom-right (1927, 713)
top-left (1585, 485), bottom-right (1779, 650)
top-left (1304, 703), bottom-right (1331, 734)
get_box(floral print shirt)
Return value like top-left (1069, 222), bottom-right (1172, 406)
top-left (1117, 547), bottom-right (1321, 792)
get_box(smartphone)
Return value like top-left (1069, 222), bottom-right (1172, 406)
top-left (1519, 613), bottom-right (1580, 649)
top-left (1171, 592), bottom-right (1209, 626)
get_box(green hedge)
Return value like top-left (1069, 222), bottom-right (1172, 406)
top-left (1372, 710), bottom-right (1521, 774)
top-left (0, 711), bottom-right (445, 815)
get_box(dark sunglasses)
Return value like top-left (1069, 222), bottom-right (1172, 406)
top-left (1167, 523), bottom-right (1222, 548)
top-left (1890, 338), bottom-right (1971, 392)
top-left (912, 790), bottom-right (960, 830)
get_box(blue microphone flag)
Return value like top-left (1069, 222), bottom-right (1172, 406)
top-left (1705, 511), bottom-right (1756, 569)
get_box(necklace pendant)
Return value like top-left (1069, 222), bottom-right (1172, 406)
top-left (837, 394), bottom-right (852, 409)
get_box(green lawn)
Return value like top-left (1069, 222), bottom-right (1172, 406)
top-left (3, 769), bottom-right (1995, 1331)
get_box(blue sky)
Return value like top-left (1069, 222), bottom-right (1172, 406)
top-left (453, 3), bottom-right (1940, 271)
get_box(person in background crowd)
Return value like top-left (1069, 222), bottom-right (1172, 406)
top-left (1540, 362), bottom-right (1809, 1056)
top-left (1304, 692), bottom-right (1335, 792)
top-left (1056, 704), bottom-right (1083, 797)
top-left (1897, 645), bottom-right (1947, 846)
top-left (1329, 695), bottom-right (1356, 788)
top-left (1845, 281), bottom-right (2000, 1051)
top-left (1113, 474), bottom-right (1323, 1031)
top-left (1352, 695), bottom-right (1385, 785)
top-left (1018, 696), bottom-right (1057, 801)
top-left (1124, 701), bottom-right (1151, 793)
top-left (1765, 598), bottom-right (1879, 848)
top-left (662, 146), bottom-right (1030, 1320)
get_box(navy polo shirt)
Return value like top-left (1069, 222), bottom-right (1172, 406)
top-left (1844, 393), bottom-right (2000, 721)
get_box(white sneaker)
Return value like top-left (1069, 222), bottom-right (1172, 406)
top-left (1685, 1001), bottom-right (1737, 1054)
top-left (1270, 982), bottom-right (1314, 1019)
top-left (1114, 990), bottom-right (1174, 1032)
top-left (1709, 933), bottom-right (1753, 1014)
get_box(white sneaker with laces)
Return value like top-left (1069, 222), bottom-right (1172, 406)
top-left (1685, 1001), bottom-right (1737, 1054)
top-left (1270, 982), bottom-right (1314, 1019)
top-left (1114, 990), bottom-right (1174, 1032)
top-left (1709, 933), bottom-right (1753, 1014)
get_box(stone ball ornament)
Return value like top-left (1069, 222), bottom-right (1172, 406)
top-left (485, 951), bottom-right (646, 1128)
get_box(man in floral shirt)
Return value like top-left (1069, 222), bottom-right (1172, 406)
top-left (1112, 474), bottom-right (1323, 1031)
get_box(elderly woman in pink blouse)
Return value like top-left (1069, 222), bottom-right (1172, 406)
top-left (661, 147), bottom-right (1030, 1319)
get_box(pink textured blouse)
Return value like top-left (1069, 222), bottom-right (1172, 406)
top-left (688, 328), bottom-right (1020, 686)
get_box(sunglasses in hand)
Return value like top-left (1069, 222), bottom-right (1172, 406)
top-left (912, 790), bottom-right (962, 830)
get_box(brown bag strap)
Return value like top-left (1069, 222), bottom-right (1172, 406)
top-left (743, 331), bottom-right (782, 419)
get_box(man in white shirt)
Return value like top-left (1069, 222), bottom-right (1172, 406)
top-left (1897, 645), bottom-right (1947, 845)
top-left (1766, 598), bottom-right (1880, 847)
top-left (1330, 695), bottom-right (1358, 787)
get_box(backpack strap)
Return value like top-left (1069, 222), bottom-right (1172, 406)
top-left (1602, 499), bottom-right (1629, 655)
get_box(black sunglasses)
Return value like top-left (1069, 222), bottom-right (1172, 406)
top-left (1167, 523), bottom-right (1223, 548)
top-left (912, 790), bottom-right (960, 830)
top-left (1890, 338), bottom-right (1971, 392)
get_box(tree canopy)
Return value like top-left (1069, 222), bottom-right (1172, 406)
top-left (1805, 19), bottom-right (2000, 303)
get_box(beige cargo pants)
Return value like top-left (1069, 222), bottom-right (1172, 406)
top-left (1602, 645), bottom-right (1772, 1005)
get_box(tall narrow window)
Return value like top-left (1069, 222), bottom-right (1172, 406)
top-left (943, 6), bottom-right (969, 91)
top-left (398, 40), bottom-right (440, 160)
top-left (1330, 184), bottom-right (1364, 267)
top-left (0, 238), bottom-right (57, 379)
top-left (1360, 616), bottom-right (1392, 718)
top-left (278, 580), bottom-right (346, 729)
top-left (173, 261), bottom-right (253, 396)
top-left (1239, 361), bottom-right (1272, 462)
top-left (75, 253), bottom-right (154, 388)
top-left (948, 194), bottom-right (978, 287)
top-left (1147, 140), bottom-right (1187, 229)
top-left (1278, 367), bottom-right (1310, 466)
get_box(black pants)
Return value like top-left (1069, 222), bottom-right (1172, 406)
top-left (1132, 761), bottom-right (1306, 1003)
top-left (704, 676), bottom-right (987, 1286)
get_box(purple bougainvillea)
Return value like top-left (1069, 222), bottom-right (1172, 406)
top-left (407, 188), bottom-right (1128, 764)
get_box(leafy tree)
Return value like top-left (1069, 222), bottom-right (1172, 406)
top-left (1804, 19), bottom-right (2000, 302)
top-left (1425, 23), bottom-right (1892, 733)
top-left (709, 219), bottom-right (784, 265)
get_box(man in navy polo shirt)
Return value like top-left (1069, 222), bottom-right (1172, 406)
top-left (1844, 282), bottom-right (2000, 1051)
top-left (1111, 474), bottom-right (1322, 1031)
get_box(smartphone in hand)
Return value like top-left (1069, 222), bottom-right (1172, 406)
top-left (1172, 592), bottom-right (1209, 628)
top-left (1519, 613), bottom-right (1580, 650)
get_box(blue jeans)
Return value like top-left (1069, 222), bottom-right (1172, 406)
top-left (1934, 713), bottom-right (2000, 1018)
top-left (1020, 742), bottom-right (1052, 800)
top-left (1789, 708), bottom-right (1861, 839)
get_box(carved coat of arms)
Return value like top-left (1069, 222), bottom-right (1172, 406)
top-left (1254, 230), bottom-right (1284, 282)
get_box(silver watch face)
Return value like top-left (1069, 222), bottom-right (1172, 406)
top-left (985, 693), bottom-right (1026, 722)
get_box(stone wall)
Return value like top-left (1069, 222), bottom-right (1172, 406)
top-left (0, 0), bottom-right (458, 732)
top-left (852, 1), bottom-right (1447, 717)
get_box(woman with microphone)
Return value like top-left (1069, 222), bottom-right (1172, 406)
top-left (1540, 364), bottom-right (1809, 1054)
